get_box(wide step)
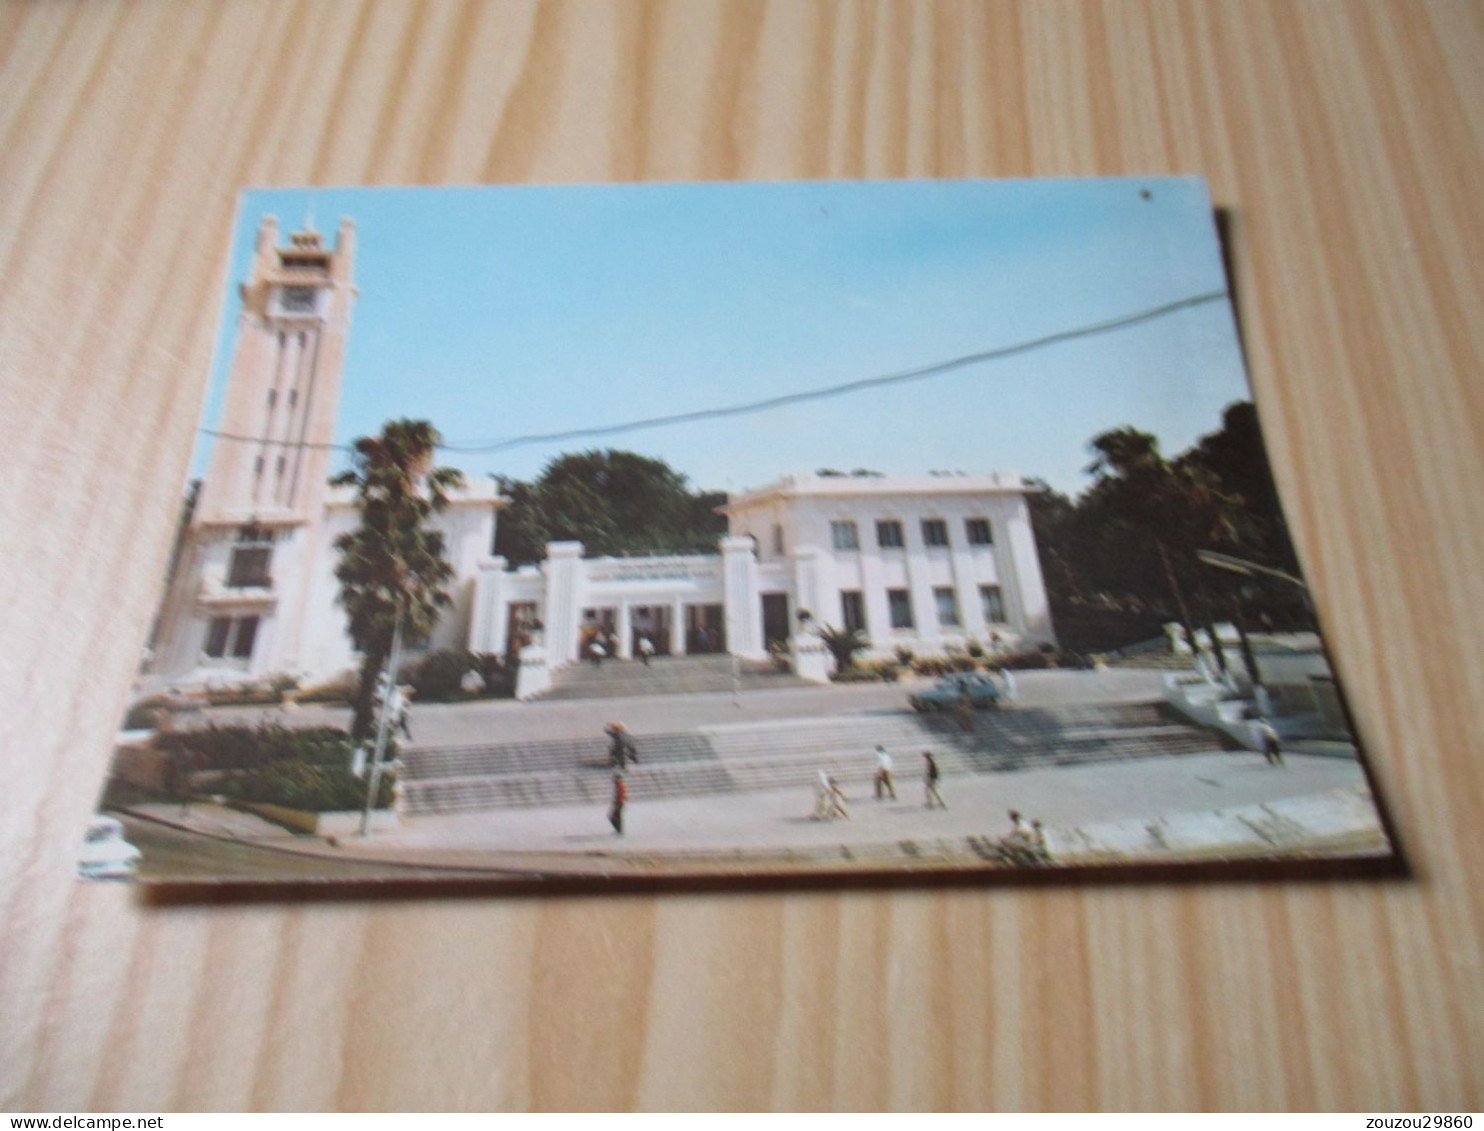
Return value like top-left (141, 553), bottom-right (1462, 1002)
top-left (400, 701), bottom-right (1227, 815)
top-left (538, 656), bottom-right (813, 700)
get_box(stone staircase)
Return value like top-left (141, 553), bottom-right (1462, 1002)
top-left (399, 700), bottom-right (1228, 816)
top-left (537, 654), bottom-right (814, 700)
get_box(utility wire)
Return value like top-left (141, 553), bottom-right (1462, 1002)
top-left (202, 288), bottom-right (1230, 456)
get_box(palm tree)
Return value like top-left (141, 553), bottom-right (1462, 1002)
top-left (333, 419), bottom-right (464, 742)
top-left (817, 623), bottom-right (869, 672)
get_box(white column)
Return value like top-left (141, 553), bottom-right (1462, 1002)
top-left (859, 532), bottom-right (892, 651)
top-left (720, 535), bottom-right (764, 658)
top-left (901, 522), bottom-right (938, 648)
top-left (616, 601), bottom-right (632, 659)
top-left (791, 545), bottom-right (824, 627)
top-left (1003, 503), bottom-right (1055, 645)
top-left (470, 556), bottom-right (507, 654)
top-left (948, 541), bottom-right (982, 641)
top-left (670, 596), bottom-right (685, 655)
top-left (542, 542), bottom-right (585, 668)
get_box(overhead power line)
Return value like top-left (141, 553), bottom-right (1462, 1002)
top-left (202, 288), bottom-right (1231, 457)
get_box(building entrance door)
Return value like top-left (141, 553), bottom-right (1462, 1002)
top-left (579, 607), bottom-right (617, 661)
top-left (761, 593), bottom-right (790, 648)
top-left (685, 604), bottom-right (727, 654)
top-left (629, 605), bottom-right (671, 657)
top-left (505, 601), bottom-right (540, 657)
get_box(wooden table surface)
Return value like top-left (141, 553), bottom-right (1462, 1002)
top-left (3, 0), bottom-right (1482, 1112)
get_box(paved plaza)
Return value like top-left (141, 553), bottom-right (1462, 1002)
top-left (124, 666), bottom-right (1390, 881)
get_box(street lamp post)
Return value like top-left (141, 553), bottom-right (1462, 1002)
top-left (359, 610), bottom-right (404, 837)
top-left (1195, 550), bottom-right (1312, 699)
top-left (1195, 550), bottom-right (1312, 611)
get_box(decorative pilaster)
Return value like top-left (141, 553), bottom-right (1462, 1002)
top-left (542, 542), bottom-right (585, 668)
top-left (720, 535), bottom-right (763, 658)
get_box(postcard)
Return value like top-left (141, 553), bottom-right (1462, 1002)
top-left (81, 178), bottom-right (1396, 887)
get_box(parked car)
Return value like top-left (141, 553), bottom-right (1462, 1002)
top-left (908, 671), bottom-right (1003, 713)
top-left (77, 815), bottom-right (142, 880)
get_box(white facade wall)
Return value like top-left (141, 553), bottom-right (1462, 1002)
top-left (151, 484), bottom-right (501, 690)
top-left (723, 474), bottom-right (1055, 658)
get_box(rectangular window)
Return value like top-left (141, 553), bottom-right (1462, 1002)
top-left (935, 587), bottom-right (961, 627)
top-left (772, 524), bottom-right (785, 556)
top-left (227, 526), bottom-right (273, 588)
top-left (227, 547), bottom-right (272, 588)
top-left (232, 615), bottom-right (259, 659)
top-left (876, 520), bottom-right (904, 548)
top-left (205, 618), bottom-right (232, 658)
top-left (922, 518), bottom-right (949, 547)
top-left (841, 590), bottom-right (866, 635)
top-left (204, 616), bottom-right (259, 661)
top-left (830, 521), bottom-right (859, 550)
top-left (980, 584), bottom-right (1006, 624)
top-left (888, 589), bottom-right (914, 629)
top-left (965, 518), bottom-right (993, 546)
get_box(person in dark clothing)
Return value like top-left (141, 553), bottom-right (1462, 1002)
top-left (609, 773), bottom-right (627, 834)
top-left (605, 722), bottom-right (639, 769)
top-left (923, 750), bottom-right (946, 809)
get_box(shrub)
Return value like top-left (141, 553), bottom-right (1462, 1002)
top-left (894, 646), bottom-right (915, 666)
top-left (299, 672), bottom-right (358, 704)
top-left (473, 651), bottom-right (515, 698)
top-left (159, 723), bottom-right (396, 810)
top-left (911, 657), bottom-right (956, 677)
top-left (159, 724), bottom-right (355, 772)
top-left (403, 649), bottom-right (476, 702)
top-left (222, 760), bottom-right (394, 811)
top-left (829, 668), bottom-right (880, 683)
top-left (203, 684), bottom-right (280, 707)
top-left (966, 640), bottom-right (985, 659)
top-left (862, 659), bottom-right (901, 682)
top-left (122, 701), bottom-right (165, 731)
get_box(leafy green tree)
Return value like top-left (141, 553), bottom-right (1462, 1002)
top-left (333, 419), bottom-right (464, 742)
top-left (1027, 401), bottom-right (1309, 654)
top-left (494, 449), bottom-right (727, 565)
top-left (1083, 426), bottom-right (1244, 654)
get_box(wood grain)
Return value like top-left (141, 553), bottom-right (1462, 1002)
top-left (2, 0), bottom-right (1482, 1111)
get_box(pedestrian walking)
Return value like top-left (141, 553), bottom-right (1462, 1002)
top-left (827, 775), bottom-right (850, 819)
top-left (1254, 717), bottom-right (1284, 766)
top-left (588, 637), bottom-right (606, 667)
top-left (637, 633), bottom-right (655, 666)
top-left (873, 745), bottom-right (897, 800)
top-left (812, 770), bottom-right (834, 820)
top-left (923, 750), bottom-right (946, 809)
top-left (605, 722), bottom-right (638, 769)
top-left (1006, 809), bottom-right (1033, 844)
top-left (608, 772), bottom-right (627, 835)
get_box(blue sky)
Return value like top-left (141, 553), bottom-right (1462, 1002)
top-left (198, 178), bottom-right (1251, 497)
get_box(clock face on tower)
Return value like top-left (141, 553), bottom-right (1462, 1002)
top-left (280, 286), bottom-right (317, 314)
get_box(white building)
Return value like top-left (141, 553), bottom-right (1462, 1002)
top-left (463, 471), bottom-right (1054, 680)
top-left (149, 218), bottom-right (1054, 693)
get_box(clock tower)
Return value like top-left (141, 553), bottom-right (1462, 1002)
top-left (152, 216), bottom-right (358, 682)
top-left (195, 215), bottom-right (357, 522)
